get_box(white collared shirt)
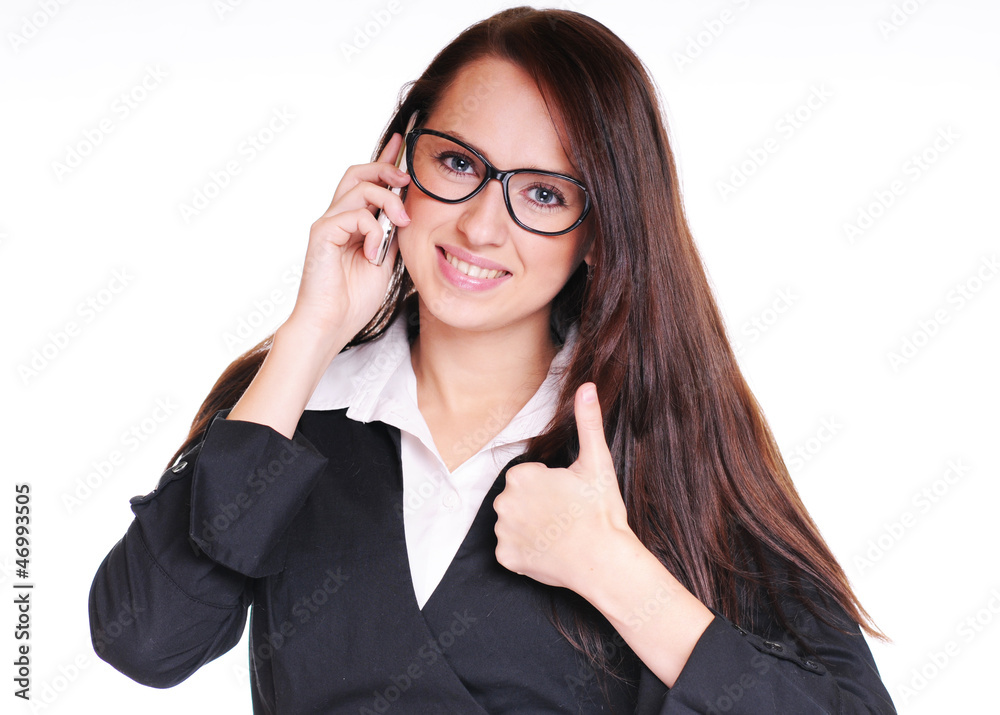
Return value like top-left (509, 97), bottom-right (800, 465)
top-left (304, 316), bottom-right (578, 608)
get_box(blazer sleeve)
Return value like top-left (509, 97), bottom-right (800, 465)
top-left (88, 408), bottom-right (330, 688)
top-left (635, 585), bottom-right (897, 714)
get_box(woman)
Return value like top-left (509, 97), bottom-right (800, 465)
top-left (90, 6), bottom-right (897, 713)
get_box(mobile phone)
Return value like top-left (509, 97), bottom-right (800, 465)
top-left (371, 110), bottom-right (419, 266)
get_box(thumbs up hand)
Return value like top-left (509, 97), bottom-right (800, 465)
top-left (493, 382), bottom-right (633, 593)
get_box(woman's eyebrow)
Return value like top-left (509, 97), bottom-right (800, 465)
top-left (433, 127), bottom-right (562, 174)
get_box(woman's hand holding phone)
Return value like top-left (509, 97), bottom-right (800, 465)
top-left (226, 133), bottom-right (412, 438)
top-left (283, 132), bottom-right (412, 355)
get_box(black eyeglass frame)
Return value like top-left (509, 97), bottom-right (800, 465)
top-left (404, 128), bottom-right (592, 237)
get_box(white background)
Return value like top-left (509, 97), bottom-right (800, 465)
top-left (3, 0), bottom-right (998, 713)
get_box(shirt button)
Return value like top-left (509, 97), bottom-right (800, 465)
top-left (763, 640), bottom-right (783, 652)
top-left (442, 492), bottom-right (459, 510)
top-left (170, 460), bottom-right (188, 473)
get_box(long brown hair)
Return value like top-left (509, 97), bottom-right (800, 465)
top-left (170, 5), bottom-right (886, 680)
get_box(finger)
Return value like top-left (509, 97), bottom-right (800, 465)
top-left (330, 163), bottom-right (410, 211)
top-left (373, 132), bottom-right (406, 188)
top-left (309, 208), bottom-right (382, 253)
top-left (377, 131), bottom-right (403, 164)
top-left (328, 133), bottom-right (409, 208)
top-left (364, 165), bottom-right (410, 216)
top-left (361, 214), bottom-right (400, 265)
top-left (572, 383), bottom-right (613, 471)
top-left (322, 181), bottom-right (411, 228)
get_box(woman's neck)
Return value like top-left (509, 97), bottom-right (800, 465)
top-left (409, 306), bottom-right (557, 419)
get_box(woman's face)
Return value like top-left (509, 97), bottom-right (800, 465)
top-left (397, 57), bottom-right (593, 339)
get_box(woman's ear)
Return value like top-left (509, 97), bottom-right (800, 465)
top-left (578, 222), bottom-right (596, 269)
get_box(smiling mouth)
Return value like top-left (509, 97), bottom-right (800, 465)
top-left (441, 249), bottom-right (510, 279)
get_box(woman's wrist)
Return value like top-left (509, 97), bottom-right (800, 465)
top-left (275, 314), bottom-right (356, 368)
top-left (573, 526), bottom-right (715, 688)
top-left (225, 319), bottom-right (351, 438)
top-left (570, 526), bottom-right (661, 615)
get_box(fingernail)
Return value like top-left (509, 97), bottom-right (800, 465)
top-left (582, 384), bottom-right (596, 403)
top-left (400, 208), bottom-right (410, 222)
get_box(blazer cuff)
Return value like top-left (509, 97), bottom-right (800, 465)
top-left (663, 608), bottom-right (827, 712)
top-left (183, 408), bottom-right (329, 577)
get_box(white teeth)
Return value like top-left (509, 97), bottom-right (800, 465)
top-left (444, 251), bottom-right (507, 279)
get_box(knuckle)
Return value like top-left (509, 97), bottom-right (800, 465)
top-left (309, 218), bottom-right (333, 239)
top-left (494, 545), bottom-right (513, 569)
top-left (359, 210), bottom-right (378, 231)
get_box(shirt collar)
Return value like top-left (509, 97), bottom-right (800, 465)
top-left (304, 316), bottom-right (579, 450)
top-left (303, 316), bottom-right (411, 419)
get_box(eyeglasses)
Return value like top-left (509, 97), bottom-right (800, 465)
top-left (404, 128), bottom-right (592, 236)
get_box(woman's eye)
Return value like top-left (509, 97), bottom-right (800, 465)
top-left (441, 152), bottom-right (475, 174)
top-left (532, 188), bottom-right (556, 204)
top-left (526, 185), bottom-right (566, 207)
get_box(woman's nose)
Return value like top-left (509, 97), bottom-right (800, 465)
top-left (454, 179), bottom-right (510, 246)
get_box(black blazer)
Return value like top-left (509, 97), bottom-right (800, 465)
top-left (90, 408), bottom-right (897, 713)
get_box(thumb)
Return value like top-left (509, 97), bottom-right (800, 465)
top-left (572, 382), bottom-right (613, 472)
